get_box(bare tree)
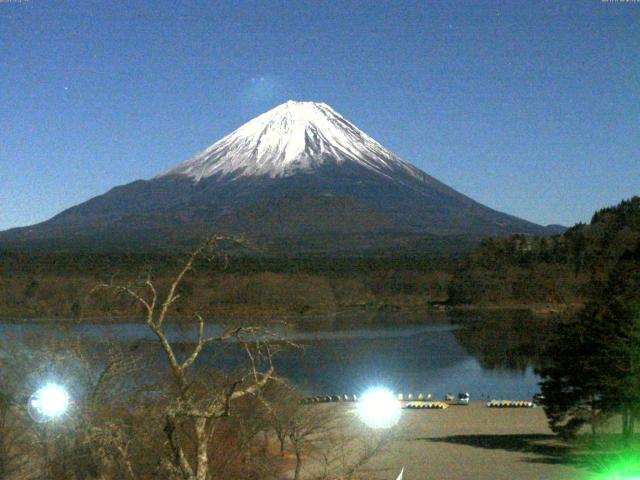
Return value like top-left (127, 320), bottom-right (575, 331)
top-left (288, 404), bottom-right (338, 480)
top-left (1, 235), bottom-right (391, 480)
top-left (306, 410), bottom-right (396, 480)
top-left (261, 380), bottom-right (300, 457)
top-left (0, 328), bottom-right (148, 480)
top-left (0, 345), bottom-right (33, 479)
top-left (96, 235), bottom-right (282, 480)
top-left (44, 335), bottom-right (146, 479)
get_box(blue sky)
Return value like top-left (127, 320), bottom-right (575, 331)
top-left (1, 0), bottom-right (638, 230)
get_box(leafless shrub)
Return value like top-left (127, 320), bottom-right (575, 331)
top-left (0, 235), bottom-right (390, 480)
top-left (94, 235), bottom-right (296, 480)
top-left (0, 342), bottom-right (34, 479)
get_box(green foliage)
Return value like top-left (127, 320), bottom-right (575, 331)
top-left (537, 238), bottom-right (640, 438)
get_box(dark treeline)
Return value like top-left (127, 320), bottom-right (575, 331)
top-left (537, 203), bottom-right (640, 440)
top-left (447, 197), bottom-right (640, 307)
top-left (2, 197), bottom-right (638, 319)
top-left (0, 251), bottom-right (456, 319)
top-left (0, 251), bottom-right (457, 277)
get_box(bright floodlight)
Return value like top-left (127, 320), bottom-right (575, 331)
top-left (28, 383), bottom-right (71, 422)
top-left (357, 387), bottom-right (401, 429)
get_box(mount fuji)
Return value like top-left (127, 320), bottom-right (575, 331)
top-left (0, 101), bottom-right (561, 253)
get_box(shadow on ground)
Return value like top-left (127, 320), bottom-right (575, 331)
top-left (425, 434), bottom-right (589, 468)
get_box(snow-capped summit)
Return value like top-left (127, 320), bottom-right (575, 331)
top-left (0, 100), bottom-right (556, 252)
top-left (164, 100), bottom-right (420, 181)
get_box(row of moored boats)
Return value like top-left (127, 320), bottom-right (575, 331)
top-left (301, 392), bottom-right (543, 409)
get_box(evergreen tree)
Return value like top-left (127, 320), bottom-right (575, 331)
top-left (537, 314), bottom-right (605, 437)
top-left (538, 241), bottom-right (640, 438)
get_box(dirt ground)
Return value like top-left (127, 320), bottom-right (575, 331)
top-left (321, 401), bottom-right (592, 480)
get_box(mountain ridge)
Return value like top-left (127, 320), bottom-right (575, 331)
top-left (0, 101), bottom-right (563, 253)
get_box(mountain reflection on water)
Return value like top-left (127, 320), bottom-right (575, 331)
top-left (0, 313), bottom-right (557, 400)
top-left (452, 313), bottom-right (557, 373)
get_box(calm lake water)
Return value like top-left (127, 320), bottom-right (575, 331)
top-left (0, 314), bottom-right (547, 400)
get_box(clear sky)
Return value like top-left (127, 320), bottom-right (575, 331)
top-left (1, 0), bottom-right (638, 230)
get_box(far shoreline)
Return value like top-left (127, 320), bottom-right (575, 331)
top-left (0, 302), bottom-right (579, 326)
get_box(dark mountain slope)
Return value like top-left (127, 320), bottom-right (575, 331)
top-left (0, 101), bottom-right (559, 253)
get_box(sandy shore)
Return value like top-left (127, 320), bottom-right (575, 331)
top-left (318, 401), bottom-right (590, 480)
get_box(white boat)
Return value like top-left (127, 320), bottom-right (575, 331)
top-left (446, 392), bottom-right (470, 405)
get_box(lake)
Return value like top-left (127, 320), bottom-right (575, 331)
top-left (0, 313), bottom-right (549, 401)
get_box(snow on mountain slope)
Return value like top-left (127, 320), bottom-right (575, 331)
top-left (0, 99), bottom-right (555, 252)
top-left (163, 101), bottom-right (424, 182)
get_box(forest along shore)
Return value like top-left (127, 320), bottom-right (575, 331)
top-left (0, 249), bottom-right (586, 321)
top-left (2, 197), bottom-right (638, 321)
top-left (0, 303), bottom-right (570, 327)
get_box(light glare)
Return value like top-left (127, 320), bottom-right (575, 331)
top-left (29, 383), bottom-right (71, 421)
top-left (357, 387), bottom-right (401, 429)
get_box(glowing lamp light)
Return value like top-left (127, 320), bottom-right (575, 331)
top-left (357, 387), bottom-right (401, 429)
top-left (600, 453), bottom-right (640, 480)
top-left (28, 383), bottom-right (71, 422)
